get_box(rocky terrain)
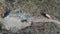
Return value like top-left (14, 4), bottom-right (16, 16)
top-left (0, 0), bottom-right (60, 34)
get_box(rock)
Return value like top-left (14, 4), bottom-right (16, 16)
top-left (2, 9), bottom-right (32, 32)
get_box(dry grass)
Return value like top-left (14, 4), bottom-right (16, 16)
top-left (0, 0), bottom-right (60, 34)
